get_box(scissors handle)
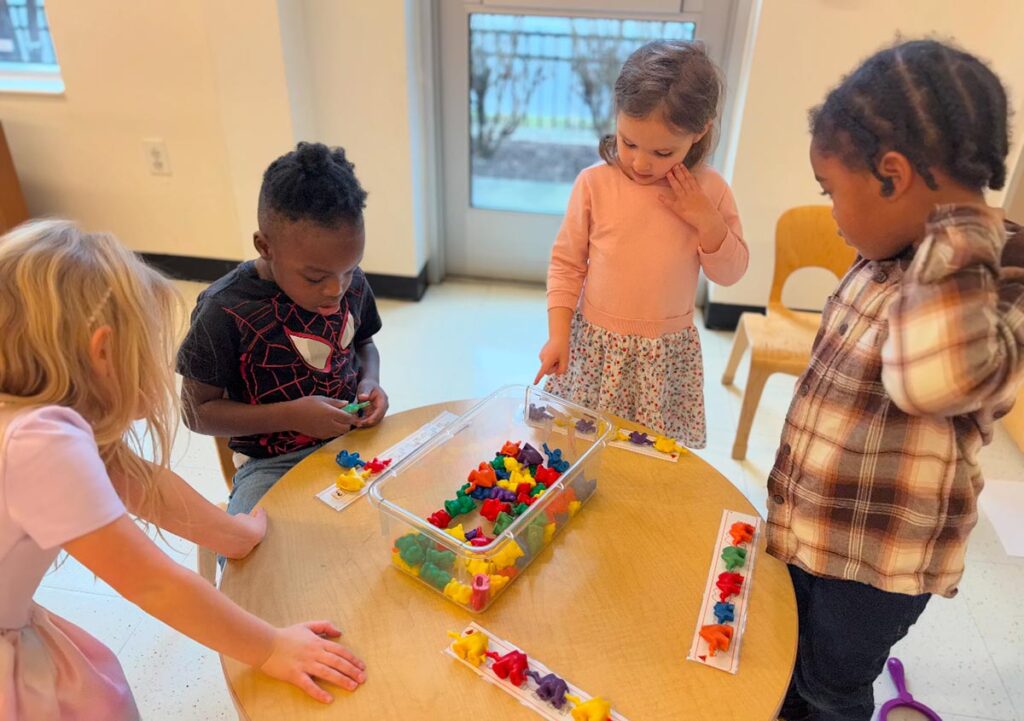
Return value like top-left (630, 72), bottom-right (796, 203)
top-left (887, 657), bottom-right (911, 698)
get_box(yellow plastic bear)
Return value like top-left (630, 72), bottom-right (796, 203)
top-left (490, 540), bottom-right (524, 569)
top-left (566, 695), bottom-right (612, 721)
top-left (465, 558), bottom-right (494, 576)
top-left (653, 435), bottom-right (687, 455)
top-left (445, 524), bottom-right (467, 542)
top-left (443, 579), bottom-right (473, 605)
top-left (335, 467), bottom-right (368, 493)
top-left (447, 629), bottom-right (490, 667)
top-left (391, 551), bottom-right (419, 576)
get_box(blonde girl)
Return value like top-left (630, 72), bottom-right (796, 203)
top-left (0, 220), bottom-right (365, 720)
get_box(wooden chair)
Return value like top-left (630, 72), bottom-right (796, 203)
top-left (0, 122), bottom-right (29, 233)
top-left (722, 206), bottom-right (856, 460)
top-left (196, 438), bottom-right (235, 585)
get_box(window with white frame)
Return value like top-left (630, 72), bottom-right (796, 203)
top-left (0, 0), bottom-right (63, 93)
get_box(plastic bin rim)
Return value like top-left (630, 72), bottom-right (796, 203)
top-left (366, 384), bottom-right (612, 551)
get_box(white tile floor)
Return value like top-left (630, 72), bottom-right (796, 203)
top-left (35, 279), bottom-right (1024, 720)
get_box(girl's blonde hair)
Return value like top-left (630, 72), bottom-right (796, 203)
top-left (0, 220), bottom-right (181, 512)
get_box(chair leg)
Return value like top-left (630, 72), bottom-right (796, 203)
top-left (722, 320), bottom-right (749, 386)
top-left (197, 545), bottom-right (218, 586)
top-left (732, 365), bottom-right (771, 460)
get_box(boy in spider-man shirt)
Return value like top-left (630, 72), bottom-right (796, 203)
top-left (178, 142), bottom-right (388, 515)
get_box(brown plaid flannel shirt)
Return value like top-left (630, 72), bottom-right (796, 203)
top-left (767, 205), bottom-right (1024, 597)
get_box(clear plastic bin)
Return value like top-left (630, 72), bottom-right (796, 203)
top-left (368, 385), bottom-right (612, 612)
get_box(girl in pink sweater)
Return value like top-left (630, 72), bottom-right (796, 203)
top-left (535, 40), bottom-right (749, 447)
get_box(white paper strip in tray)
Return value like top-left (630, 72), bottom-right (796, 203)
top-left (445, 622), bottom-right (629, 721)
top-left (686, 509), bottom-right (761, 674)
top-left (315, 411), bottom-right (459, 511)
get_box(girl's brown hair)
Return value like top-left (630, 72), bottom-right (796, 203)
top-left (599, 40), bottom-right (723, 169)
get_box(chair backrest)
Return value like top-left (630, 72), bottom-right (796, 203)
top-left (768, 205), bottom-right (857, 309)
top-left (0, 123), bottom-right (29, 234)
top-left (214, 437), bottom-right (235, 491)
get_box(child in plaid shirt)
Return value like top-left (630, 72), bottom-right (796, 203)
top-left (769, 40), bottom-right (1023, 720)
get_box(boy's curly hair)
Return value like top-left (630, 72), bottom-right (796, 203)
top-left (258, 142), bottom-right (368, 228)
top-left (810, 39), bottom-right (1010, 195)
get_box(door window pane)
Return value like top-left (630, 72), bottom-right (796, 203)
top-left (469, 13), bottom-right (695, 214)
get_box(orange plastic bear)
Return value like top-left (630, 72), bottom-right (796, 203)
top-left (500, 440), bottom-right (522, 457)
top-left (467, 462), bottom-right (497, 492)
top-left (700, 624), bottom-right (734, 656)
top-left (729, 521), bottom-right (755, 546)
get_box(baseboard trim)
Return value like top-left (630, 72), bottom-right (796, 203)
top-left (141, 253), bottom-right (428, 301)
top-left (702, 300), bottom-right (765, 331)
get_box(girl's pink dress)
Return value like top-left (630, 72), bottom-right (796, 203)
top-left (0, 404), bottom-right (138, 720)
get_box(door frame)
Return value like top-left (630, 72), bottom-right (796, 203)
top-left (415, 0), bottom-right (756, 283)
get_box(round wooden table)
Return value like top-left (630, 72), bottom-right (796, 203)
top-left (220, 401), bottom-right (797, 720)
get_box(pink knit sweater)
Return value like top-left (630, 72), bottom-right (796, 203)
top-left (547, 162), bottom-right (748, 338)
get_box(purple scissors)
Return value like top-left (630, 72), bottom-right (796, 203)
top-left (879, 658), bottom-right (942, 721)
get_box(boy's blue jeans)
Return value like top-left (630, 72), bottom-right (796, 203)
top-left (226, 443), bottom-right (325, 516)
top-left (780, 564), bottom-right (931, 721)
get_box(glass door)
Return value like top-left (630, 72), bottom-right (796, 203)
top-left (439, 0), bottom-right (734, 282)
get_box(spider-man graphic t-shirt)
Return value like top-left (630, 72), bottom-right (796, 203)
top-left (176, 261), bottom-right (382, 459)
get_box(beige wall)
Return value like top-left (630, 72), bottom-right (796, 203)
top-left (299, 0), bottom-right (426, 277)
top-left (713, 0), bottom-right (1024, 310)
top-left (2, 1), bottom-right (1018, 284)
top-left (0, 0), bottom-right (292, 260)
top-left (0, 0), bottom-right (425, 277)
top-left (1007, 145), bottom-right (1024, 222)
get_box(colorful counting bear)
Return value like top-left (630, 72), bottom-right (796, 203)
top-left (485, 649), bottom-right (530, 687)
top-left (335, 467), bottom-right (368, 493)
top-left (713, 601), bottom-right (735, 624)
top-left (444, 494), bottom-right (476, 518)
top-left (565, 694), bottom-right (613, 721)
top-left (653, 435), bottom-right (686, 455)
top-left (575, 418), bottom-right (597, 434)
top-left (467, 462), bottom-right (497, 492)
top-left (525, 670), bottom-right (570, 709)
top-left (699, 624), bottom-right (734, 656)
top-left (335, 450), bottom-right (365, 469)
top-left (448, 628), bottom-right (490, 667)
top-left (729, 521), bottom-right (755, 546)
top-left (721, 545), bottom-right (747, 571)
top-left (395, 534), bottom-right (428, 566)
top-left (427, 509), bottom-right (452, 528)
top-left (490, 540), bottom-right (524, 569)
top-left (716, 571), bottom-right (744, 602)
top-left (542, 443), bottom-right (570, 473)
top-left (363, 456), bottom-right (392, 474)
top-left (480, 498), bottom-right (512, 522)
top-left (500, 440), bottom-right (522, 457)
top-left (517, 442), bottom-right (544, 467)
top-left (535, 465), bottom-right (561, 486)
top-left (444, 578), bottom-right (473, 605)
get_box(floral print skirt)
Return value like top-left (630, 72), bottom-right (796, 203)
top-left (545, 312), bottom-right (706, 448)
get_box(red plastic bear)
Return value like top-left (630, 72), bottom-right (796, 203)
top-left (486, 649), bottom-right (530, 687)
top-left (480, 498), bottom-right (512, 522)
top-left (363, 456), bottom-right (392, 475)
top-left (500, 440), bottom-right (522, 457)
top-left (700, 624), bottom-right (734, 656)
top-left (716, 571), bottom-right (744, 602)
top-left (534, 466), bottom-right (561, 485)
top-left (516, 492), bottom-right (536, 506)
top-left (427, 509), bottom-right (452, 529)
top-left (729, 522), bottom-right (755, 546)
